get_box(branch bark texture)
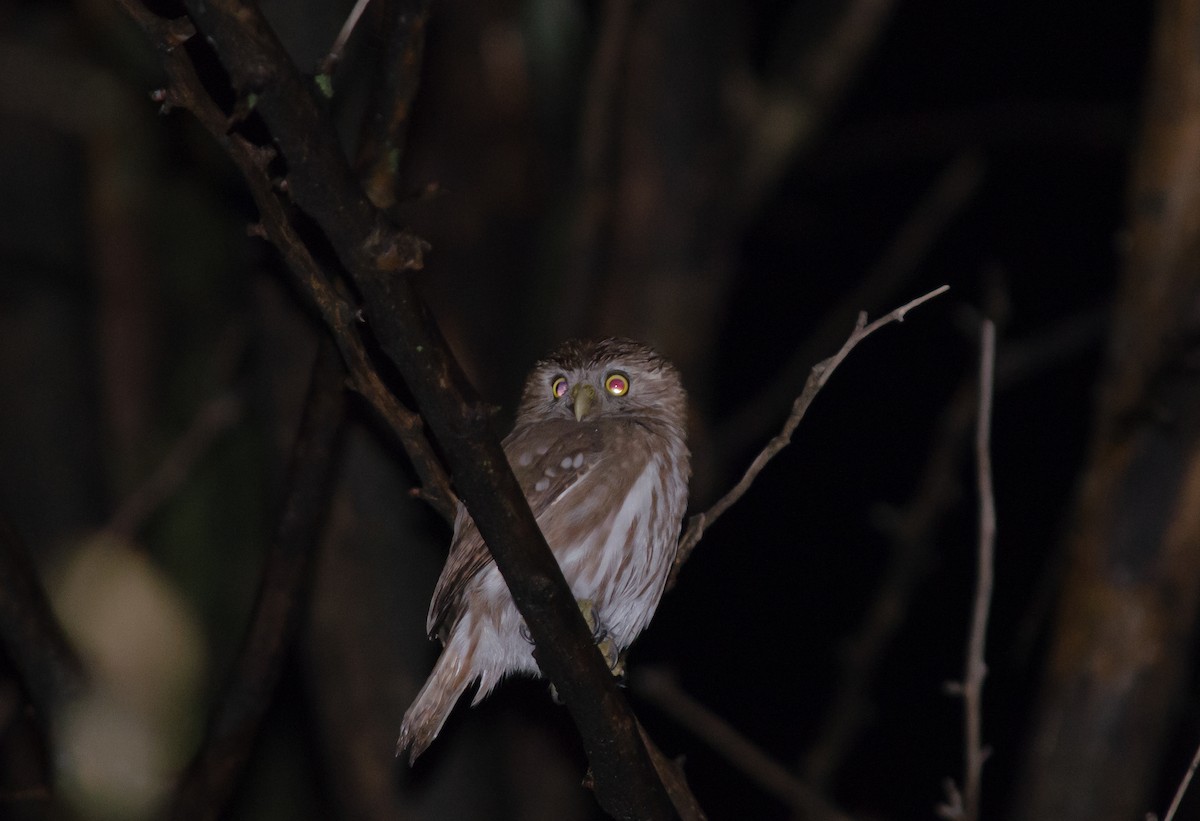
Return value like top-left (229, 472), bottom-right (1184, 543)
top-left (116, 1), bottom-right (674, 817)
top-left (1014, 0), bottom-right (1200, 817)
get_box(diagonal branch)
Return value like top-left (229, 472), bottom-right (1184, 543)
top-left (670, 285), bottom-right (950, 587)
top-left (1155, 738), bottom-right (1200, 821)
top-left (634, 668), bottom-right (854, 821)
top-left (0, 519), bottom-right (86, 723)
top-left (119, 0), bottom-right (455, 523)
top-left (115, 2), bottom-right (676, 817)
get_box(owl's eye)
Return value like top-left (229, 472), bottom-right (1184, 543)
top-left (551, 376), bottom-right (569, 398)
top-left (604, 372), bottom-right (630, 396)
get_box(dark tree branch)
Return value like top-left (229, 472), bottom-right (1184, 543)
top-left (123, 0), bottom-right (456, 522)
top-left (116, 2), bottom-right (676, 817)
top-left (166, 338), bottom-right (346, 821)
top-left (351, 0), bottom-right (433, 209)
top-left (0, 518), bottom-right (85, 723)
top-left (636, 723), bottom-right (708, 821)
top-left (1013, 0), bottom-right (1200, 816)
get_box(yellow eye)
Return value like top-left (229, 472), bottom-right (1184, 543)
top-left (604, 372), bottom-right (629, 396)
top-left (551, 376), bottom-right (569, 399)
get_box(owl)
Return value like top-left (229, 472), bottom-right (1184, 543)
top-left (398, 338), bottom-right (691, 762)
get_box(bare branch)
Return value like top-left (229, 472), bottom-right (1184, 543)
top-left (117, 2), bottom-right (674, 816)
top-left (351, 0), bottom-right (434, 209)
top-left (635, 723), bottom-right (709, 821)
top-left (633, 668), bottom-right (854, 821)
top-left (320, 0), bottom-right (374, 75)
top-left (671, 285), bottom-right (950, 586)
top-left (939, 319), bottom-right (997, 821)
top-left (121, 0), bottom-right (457, 523)
top-left (1153, 738), bottom-right (1200, 821)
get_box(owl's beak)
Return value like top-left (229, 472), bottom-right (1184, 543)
top-left (570, 383), bottom-right (596, 421)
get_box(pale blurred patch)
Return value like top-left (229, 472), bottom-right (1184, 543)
top-left (49, 533), bottom-right (207, 819)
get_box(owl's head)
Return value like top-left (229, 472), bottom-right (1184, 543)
top-left (515, 337), bottom-right (687, 429)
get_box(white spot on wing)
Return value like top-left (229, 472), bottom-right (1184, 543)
top-left (572, 453), bottom-right (584, 469)
top-left (561, 456), bottom-right (574, 469)
top-left (535, 477), bottom-right (550, 492)
top-left (518, 451), bottom-right (532, 466)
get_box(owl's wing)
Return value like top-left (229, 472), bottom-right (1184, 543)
top-left (426, 421), bottom-right (608, 638)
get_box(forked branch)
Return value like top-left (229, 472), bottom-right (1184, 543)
top-left (670, 284), bottom-right (950, 587)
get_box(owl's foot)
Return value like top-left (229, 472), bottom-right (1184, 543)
top-left (576, 598), bottom-right (604, 639)
top-left (599, 637), bottom-right (625, 680)
top-left (547, 600), bottom-right (625, 702)
top-left (577, 598), bottom-right (624, 677)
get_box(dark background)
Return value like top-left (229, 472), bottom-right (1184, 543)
top-left (2, 0), bottom-right (1192, 819)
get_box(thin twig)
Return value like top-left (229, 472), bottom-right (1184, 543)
top-left (966, 318), bottom-right (997, 815)
top-left (670, 284), bottom-right (950, 587)
top-left (633, 668), bottom-right (855, 821)
top-left (939, 319), bottom-right (997, 821)
top-left (120, 0), bottom-right (457, 523)
top-left (319, 0), bottom-right (374, 76)
top-left (1153, 739), bottom-right (1200, 821)
top-left (121, 3), bottom-right (677, 815)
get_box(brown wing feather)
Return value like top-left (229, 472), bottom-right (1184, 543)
top-left (426, 421), bottom-right (607, 637)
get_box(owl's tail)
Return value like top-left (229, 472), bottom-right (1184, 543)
top-left (397, 637), bottom-right (476, 764)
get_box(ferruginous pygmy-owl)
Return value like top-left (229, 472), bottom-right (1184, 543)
top-left (398, 337), bottom-right (691, 762)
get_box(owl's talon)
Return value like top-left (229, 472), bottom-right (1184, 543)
top-left (576, 598), bottom-right (610, 642)
top-left (574, 598), bottom-right (625, 677)
top-left (576, 598), bottom-right (599, 636)
top-left (598, 637), bottom-right (624, 677)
